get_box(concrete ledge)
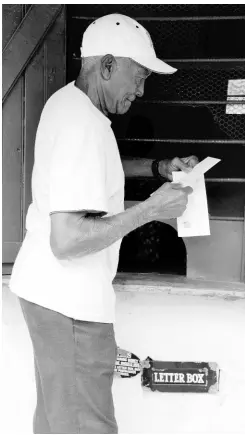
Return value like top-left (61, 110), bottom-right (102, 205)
top-left (3, 273), bottom-right (245, 300)
top-left (113, 273), bottom-right (245, 300)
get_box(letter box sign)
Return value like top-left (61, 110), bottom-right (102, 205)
top-left (142, 358), bottom-right (220, 393)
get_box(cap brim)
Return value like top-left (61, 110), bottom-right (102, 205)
top-left (132, 55), bottom-right (177, 74)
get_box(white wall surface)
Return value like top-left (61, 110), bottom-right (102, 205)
top-left (2, 284), bottom-right (245, 434)
top-left (113, 291), bottom-right (245, 434)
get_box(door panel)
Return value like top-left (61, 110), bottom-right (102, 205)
top-left (2, 5), bottom-right (66, 266)
top-left (2, 79), bottom-right (24, 262)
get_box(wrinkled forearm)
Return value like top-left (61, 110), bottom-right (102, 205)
top-left (121, 156), bottom-right (154, 177)
top-left (52, 200), bottom-right (153, 260)
top-left (122, 156), bottom-right (169, 179)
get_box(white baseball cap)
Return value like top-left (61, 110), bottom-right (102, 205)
top-left (80, 14), bottom-right (177, 75)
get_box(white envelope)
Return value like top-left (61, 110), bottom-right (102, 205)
top-left (172, 157), bottom-right (221, 238)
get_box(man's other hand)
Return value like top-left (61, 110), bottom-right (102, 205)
top-left (159, 156), bottom-right (199, 181)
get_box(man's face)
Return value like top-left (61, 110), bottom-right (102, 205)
top-left (103, 58), bottom-right (151, 115)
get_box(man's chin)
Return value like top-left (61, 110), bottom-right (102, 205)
top-left (117, 100), bottom-right (132, 115)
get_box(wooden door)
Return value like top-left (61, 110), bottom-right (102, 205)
top-left (2, 4), bottom-right (66, 273)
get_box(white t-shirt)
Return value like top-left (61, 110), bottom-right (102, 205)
top-left (9, 82), bottom-right (125, 323)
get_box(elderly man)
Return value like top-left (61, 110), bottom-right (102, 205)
top-left (10, 14), bottom-right (197, 434)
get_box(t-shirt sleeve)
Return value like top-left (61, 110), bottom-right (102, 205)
top-left (49, 119), bottom-right (108, 214)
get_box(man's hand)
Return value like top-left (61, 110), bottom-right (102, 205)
top-left (159, 156), bottom-right (199, 181)
top-left (146, 182), bottom-right (193, 221)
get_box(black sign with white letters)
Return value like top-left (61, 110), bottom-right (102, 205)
top-left (142, 358), bottom-right (219, 393)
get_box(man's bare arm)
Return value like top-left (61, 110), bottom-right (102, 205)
top-left (121, 156), bottom-right (199, 180)
top-left (121, 157), bottom-right (154, 178)
top-left (50, 183), bottom-right (190, 260)
top-left (50, 201), bottom-right (152, 260)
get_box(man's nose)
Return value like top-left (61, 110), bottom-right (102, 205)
top-left (136, 82), bottom-right (145, 98)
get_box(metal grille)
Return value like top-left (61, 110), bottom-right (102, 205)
top-left (142, 20), bottom-right (201, 58)
top-left (124, 180), bottom-right (245, 219)
top-left (71, 4), bottom-right (245, 18)
top-left (210, 105), bottom-right (245, 139)
top-left (144, 67), bottom-right (245, 139)
top-left (145, 67), bottom-right (245, 101)
top-left (69, 18), bottom-right (245, 60)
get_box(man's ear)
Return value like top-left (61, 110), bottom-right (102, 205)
top-left (100, 54), bottom-right (117, 80)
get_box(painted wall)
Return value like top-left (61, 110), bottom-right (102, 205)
top-left (113, 291), bottom-right (245, 433)
top-left (2, 283), bottom-right (245, 434)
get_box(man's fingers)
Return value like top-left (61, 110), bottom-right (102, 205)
top-left (182, 186), bottom-right (193, 195)
top-left (174, 157), bottom-right (191, 173)
top-left (171, 184), bottom-right (193, 195)
top-left (171, 183), bottom-right (183, 190)
top-left (182, 156), bottom-right (199, 168)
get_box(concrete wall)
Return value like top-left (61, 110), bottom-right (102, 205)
top-left (2, 281), bottom-right (245, 434)
top-left (113, 290), bottom-right (245, 433)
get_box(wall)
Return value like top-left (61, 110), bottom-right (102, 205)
top-left (112, 289), bottom-right (245, 433)
top-left (2, 280), bottom-right (245, 434)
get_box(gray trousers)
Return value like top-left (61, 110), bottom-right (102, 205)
top-left (19, 297), bottom-right (118, 434)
